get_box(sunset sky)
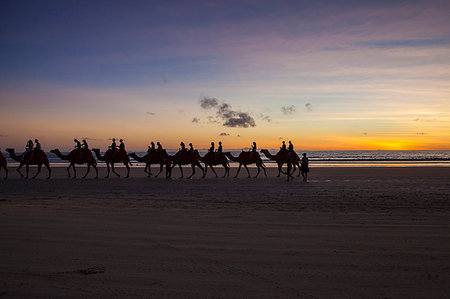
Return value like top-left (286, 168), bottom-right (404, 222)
top-left (1, 0), bottom-right (449, 151)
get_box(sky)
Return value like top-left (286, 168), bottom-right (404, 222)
top-left (1, 0), bottom-right (449, 151)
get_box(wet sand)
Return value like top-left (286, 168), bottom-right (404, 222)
top-left (1, 166), bottom-right (449, 298)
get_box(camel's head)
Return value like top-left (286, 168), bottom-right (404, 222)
top-left (50, 149), bottom-right (58, 154)
top-left (5, 148), bottom-right (14, 153)
top-left (260, 149), bottom-right (268, 153)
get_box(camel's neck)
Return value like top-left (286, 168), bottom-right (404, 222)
top-left (261, 150), bottom-right (276, 160)
top-left (129, 153), bottom-right (145, 162)
top-left (52, 149), bottom-right (69, 160)
top-left (225, 152), bottom-right (239, 162)
top-left (93, 149), bottom-right (105, 161)
top-left (7, 150), bottom-right (21, 162)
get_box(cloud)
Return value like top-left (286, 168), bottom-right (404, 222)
top-left (359, 39), bottom-right (447, 48)
top-left (413, 118), bottom-right (420, 121)
top-left (236, 134), bottom-right (241, 137)
top-left (416, 132), bottom-right (427, 135)
top-left (192, 117), bottom-right (200, 123)
top-left (413, 118), bottom-right (436, 122)
top-left (200, 96), bottom-right (256, 128)
top-left (363, 132), bottom-right (367, 135)
top-left (219, 132), bottom-right (229, 136)
top-left (281, 105), bottom-right (296, 115)
top-left (279, 137), bottom-right (283, 139)
top-left (146, 111), bottom-right (155, 115)
top-left (305, 103), bottom-right (312, 112)
top-left (200, 97), bottom-right (219, 109)
top-left (259, 114), bottom-right (272, 123)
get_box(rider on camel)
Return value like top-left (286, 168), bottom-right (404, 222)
top-left (188, 143), bottom-right (194, 153)
top-left (119, 139), bottom-right (125, 150)
top-left (34, 139), bottom-right (42, 152)
top-left (281, 141), bottom-right (287, 151)
top-left (74, 139), bottom-right (82, 150)
top-left (288, 141), bottom-right (294, 152)
top-left (156, 142), bottom-right (163, 152)
top-left (217, 141), bottom-right (223, 153)
top-left (147, 141), bottom-right (156, 153)
top-left (22, 140), bottom-right (33, 160)
top-left (109, 138), bottom-right (117, 150)
top-left (209, 142), bottom-right (215, 153)
top-left (82, 139), bottom-right (89, 151)
top-left (180, 142), bottom-right (186, 152)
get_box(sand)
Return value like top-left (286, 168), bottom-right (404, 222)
top-left (1, 166), bottom-right (449, 298)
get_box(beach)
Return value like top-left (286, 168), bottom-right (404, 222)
top-left (1, 166), bottom-right (449, 298)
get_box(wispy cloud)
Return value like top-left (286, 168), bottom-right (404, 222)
top-left (281, 105), bottom-right (296, 115)
top-left (219, 132), bottom-right (229, 136)
top-left (359, 39), bottom-right (447, 48)
top-left (200, 96), bottom-right (256, 128)
top-left (146, 111), bottom-right (155, 115)
top-left (305, 103), bottom-right (312, 112)
top-left (192, 117), bottom-right (200, 123)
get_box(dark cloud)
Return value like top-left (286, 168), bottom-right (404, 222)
top-left (200, 96), bottom-right (256, 128)
top-left (200, 97), bottom-right (219, 109)
top-left (219, 132), bottom-right (229, 136)
top-left (192, 117), bottom-right (200, 123)
top-left (416, 132), bottom-right (427, 135)
top-left (305, 103), bottom-right (312, 112)
top-left (281, 105), bottom-right (296, 115)
top-left (207, 116), bottom-right (220, 124)
top-left (412, 118), bottom-right (420, 121)
top-left (146, 111), bottom-right (155, 115)
top-left (363, 132), bottom-right (368, 135)
top-left (237, 134), bottom-right (241, 137)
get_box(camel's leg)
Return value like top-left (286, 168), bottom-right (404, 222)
top-left (277, 163), bottom-right (282, 177)
top-left (144, 164), bottom-right (149, 175)
top-left (45, 162), bottom-right (51, 179)
top-left (83, 164), bottom-right (91, 179)
top-left (196, 162), bottom-right (204, 177)
top-left (254, 165), bottom-right (261, 178)
top-left (202, 164), bottom-right (208, 178)
top-left (93, 165), bottom-right (98, 179)
top-left (111, 163), bottom-right (121, 177)
top-left (72, 164), bottom-right (77, 178)
top-left (223, 164), bottom-right (230, 178)
top-left (124, 162), bottom-right (130, 178)
top-left (66, 164), bottom-right (72, 178)
top-left (165, 163), bottom-right (172, 180)
top-left (25, 164), bottom-right (30, 179)
top-left (17, 163), bottom-right (24, 178)
top-left (187, 164), bottom-right (195, 179)
top-left (178, 164), bottom-right (184, 179)
top-left (105, 163), bottom-right (110, 178)
top-left (210, 165), bottom-right (218, 178)
top-left (32, 164), bottom-right (42, 179)
top-left (147, 164), bottom-right (152, 177)
top-left (155, 164), bottom-right (164, 178)
top-left (234, 164), bottom-right (242, 178)
top-left (4, 166), bottom-right (7, 180)
top-left (244, 165), bottom-right (251, 178)
top-left (262, 164), bottom-right (267, 177)
top-left (296, 162), bottom-right (301, 177)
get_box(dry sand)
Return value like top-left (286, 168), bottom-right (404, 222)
top-left (1, 166), bottom-right (449, 298)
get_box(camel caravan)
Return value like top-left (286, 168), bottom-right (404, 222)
top-left (1, 138), bottom-right (310, 181)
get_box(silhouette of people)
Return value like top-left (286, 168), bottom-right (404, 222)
top-left (109, 138), bottom-right (117, 150)
top-left (82, 139), bottom-right (89, 151)
top-left (288, 141), bottom-right (294, 152)
top-left (281, 141), bottom-right (287, 151)
top-left (148, 141), bottom-right (155, 153)
top-left (188, 142), bottom-right (194, 153)
top-left (23, 140), bottom-right (33, 159)
top-left (156, 142), bottom-right (163, 152)
top-left (34, 139), bottom-right (41, 151)
top-left (209, 142), bottom-right (215, 153)
top-left (74, 139), bottom-right (82, 150)
top-left (180, 142), bottom-right (186, 152)
top-left (301, 153), bottom-right (309, 182)
top-left (119, 139), bottom-right (125, 150)
top-left (251, 142), bottom-right (257, 152)
top-left (217, 141), bottom-right (223, 153)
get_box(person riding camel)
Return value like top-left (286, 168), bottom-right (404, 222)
top-left (74, 139), bottom-right (82, 150)
top-left (82, 139), bottom-right (89, 151)
top-left (281, 141), bottom-right (287, 151)
top-left (217, 141), bottom-right (223, 153)
top-left (288, 141), bottom-right (294, 152)
top-left (34, 139), bottom-right (42, 152)
top-left (119, 139), bottom-right (125, 150)
top-left (156, 142), bottom-right (162, 152)
top-left (250, 141), bottom-right (257, 159)
top-left (209, 142), bottom-right (215, 153)
top-left (109, 138), bottom-right (117, 150)
top-left (180, 142), bottom-right (186, 152)
top-left (188, 143), bottom-right (194, 153)
top-left (22, 140), bottom-right (33, 160)
top-left (148, 141), bottom-right (156, 153)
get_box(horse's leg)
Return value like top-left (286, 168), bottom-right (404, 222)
top-left (124, 162), bottom-right (130, 178)
top-left (83, 164), bottom-right (91, 179)
top-left (17, 163), bottom-right (24, 178)
top-left (45, 162), bottom-right (51, 179)
top-left (32, 164), bottom-right (42, 179)
top-left (234, 164), bottom-right (242, 178)
top-left (111, 163), bottom-right (120, 177)
top-left (244, 165), bottom-right (251, 178)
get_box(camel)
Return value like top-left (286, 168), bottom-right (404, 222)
top-left (128, 150), bottom-right (171, 178)
top-left (50, 149), bottom-right (98, 179)
top-left (260, 149), bottom-right (301, 177)
top-left (198, 152), bottom-right (230, 178)
top-left (170, 150), bottom-right (204, 179)
top-left (0, 150), bottom-right (8, 179)
top-left (92, 148), bottom-right (131, 178)
top-left (225, 151), bottom-right (267, 178)
top-left (6, 148), bottom-right (51, 179)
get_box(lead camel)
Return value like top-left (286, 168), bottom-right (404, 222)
top-left (225, 151), bottom-right (267, 178)
top-left (0, 150), bottom-right (8, 179)
top-left (6, 148), bottom-right (51, 179)
top-left (92, 148), bottom-right (131, 178)
top-left (50, 149), bottom-right (98, 179)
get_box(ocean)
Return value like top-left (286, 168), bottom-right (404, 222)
top-left (3, 150), bottom-right (450, 168)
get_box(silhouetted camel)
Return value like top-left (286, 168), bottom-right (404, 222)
top-left (0, 150), bottom-right (8, 180)
top-left (225, 151), bottom-right (267, 178)
top-left (197, 152), bottom-right (230, 178)
top-left (92, 148), bottom-right (131, 178)
top-left (6, 148), bottom-right (51, 179)
top-left (51, 149), bottom-right (98, 179)
top-left (260, 149), bottom-right (301, 177)
top-left (128, 150), bottom-right (171, 178)
top-left (170, 150), bottom-right (204, 179)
